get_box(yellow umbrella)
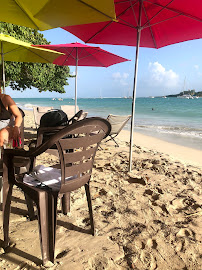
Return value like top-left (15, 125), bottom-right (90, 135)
top-left (0, 0), bottom-right (116, 30)
top-left (0, 33), bottom-right (64, 92)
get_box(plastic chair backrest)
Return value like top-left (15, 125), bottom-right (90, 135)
top-left (55, 118), bottom-right (111, 193)
top-left (25, 118), bottom-right (111, 189)
top-left (33, 106), bottom-right (53, 128)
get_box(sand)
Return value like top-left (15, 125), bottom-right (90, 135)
top-left (0, 109), bottom-right (201, 269)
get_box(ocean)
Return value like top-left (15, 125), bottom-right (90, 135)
top-left (14, 97), bottom-right (202, 151)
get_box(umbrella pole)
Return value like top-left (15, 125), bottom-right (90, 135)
top-left (129, 1), bottom-right (142, 172)
top-left (1, 42), bottom-right (6, 93)
top-left (75, 49), bottom-right (78, 114)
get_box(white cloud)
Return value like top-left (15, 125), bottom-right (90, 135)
top-left (148, 62), bottom-right (179, 88)
top-left (112, 72), bottom-right (121, 79)
top-left (194, 65), bottom-right (199, 70)
top-left (112, 72), bottom-right (129, 86)
top-left (123, 73), bottom-right (129, 79)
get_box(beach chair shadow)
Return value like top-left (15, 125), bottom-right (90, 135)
top-left (105, 114), bottom-right (131, 147)
top-left (2, 117), bottom-right (111, 265)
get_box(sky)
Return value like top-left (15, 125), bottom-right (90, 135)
top-left (6, 27), bottom-right (202, 99)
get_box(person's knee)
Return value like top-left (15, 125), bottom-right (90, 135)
top-left (0, 129), bottom-right (9, 146)
top-left (0, 131), bottom-right (4, 146)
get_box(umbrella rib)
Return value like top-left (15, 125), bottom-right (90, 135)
top-left (60, 47), bottom-right (77, 65)
top-left (78, 49), bottom-right (106, 66)
top-left (2, 46), bottom-right (31, 56)
top-left (142, 2), bottom-right (157, 48)
top-left (23, 47), bottom-right (53, 63)
top-left (81, 47), bottom-right (125, 67)
top-left (2, 47), bottom-right (21, 56)
top-left (78, 0), bottom-right (116, 21)
top-left (86, 0), bottom-right (139, 42)
top-left (144, 0), bottom-right (202, 24)
top-left (116, 1), bottom-right (151, 30)
top-left (3, 45), bottom-right (52, 63)
top-left (22, 46), bottom-right (53, 63)
top-left (73, 48), bottom-right (107, 67)
top-left (116, 0), bottom-right (139, 24)
top-left (14, 0), bottom-right (39, 29)
top-left (85, 21), bottom-right (114, 43)
top-left (129, 0), bottom-right (138, 26)
top-left (142, 0), bottom-right (175, 28)
top-left (143, 13), bottom-right (183, 29)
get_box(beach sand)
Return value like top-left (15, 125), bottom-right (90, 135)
top-left (0, 110), bottom-right (201, 269)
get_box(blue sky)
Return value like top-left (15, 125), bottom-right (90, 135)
top-left (7, 27), bottom-right (202, 99)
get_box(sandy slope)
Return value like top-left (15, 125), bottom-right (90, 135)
top-left (0, 110), bottom-right (201, 269)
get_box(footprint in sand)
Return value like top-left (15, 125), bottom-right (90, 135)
top-left (146, 239), bottom-right (158, 249)
top-left (175, 240), bottom-right (185, 252)
top-left (171, 198), bottom-right (185, 209)
top-left (176, 228), bottom-right (195, 239)
top-left (140, 250), bottom-right (157, 270)
top-left (144, 189), bottom-right (153, 196)
top-left (175, 228), bottom-right (196, 254)
top-left (170, 197), bottom-right (200, 213)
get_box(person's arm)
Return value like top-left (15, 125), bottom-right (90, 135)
top-left (3, 95), bottom-right (22, 139)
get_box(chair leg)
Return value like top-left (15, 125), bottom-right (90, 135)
top-left (24, 193), bottom-right (36, 220)
top-left (106, 135), bottom-right (119, 147)
top-left (36, 191), bottom-right (58, 265)
top-left (85, 183), bottom-right (95, 236)
top-left (61, 192), bottom-right (70, 215)
top-left (110, 135), bottom-right (119, 147)
top-left (3, 180), bottom-right (13, 248)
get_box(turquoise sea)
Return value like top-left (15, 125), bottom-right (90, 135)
top-left (14, 97), bottom-right (202, 151)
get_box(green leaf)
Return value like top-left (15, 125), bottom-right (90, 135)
top-left (0, 22), bottom-right (70, 93)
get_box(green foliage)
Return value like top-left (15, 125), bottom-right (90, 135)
top-left (0, 22), bottom-right (70, 93)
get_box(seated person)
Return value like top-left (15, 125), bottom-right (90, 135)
top-left (0, 93), bottom-right (22, 147)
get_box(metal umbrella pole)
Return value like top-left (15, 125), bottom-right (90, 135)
top-left (74, 48), bottom-right (78, 114)
top-left (129, 0), bottom-right (143, 172)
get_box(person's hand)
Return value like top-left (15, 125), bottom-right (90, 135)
top-left (12, 126), bottom-right (20, 140)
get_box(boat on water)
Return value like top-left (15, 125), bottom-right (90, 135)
top-left (177, 94), bottom-right (194, 99)
top-left (52, 98), bottom-right (56, 100)
top-left (58, 98), bottom-right (63, 101)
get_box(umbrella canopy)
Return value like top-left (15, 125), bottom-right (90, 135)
top-left (63, 0), bottom-right (202, 171)
top-left (0, 0), bottom-right (116, 31)
top-left (33, 42), bottom-right (130, 112)
top-left (0, 33), bottom-right (63, 91)
top-left (63, 0), bottom-right (202, 48)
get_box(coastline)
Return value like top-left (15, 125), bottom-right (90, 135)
top-left (24, 109), bottom-right (202, 169)
top-left (118, 129), bottom-right (202, 169)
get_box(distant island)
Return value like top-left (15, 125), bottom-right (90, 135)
top-left (165, 89), bottom-right (202, 98)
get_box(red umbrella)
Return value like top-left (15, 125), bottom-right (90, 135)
top-left (33, 42), bottom-right (129, 112)
top-left (63, 0), bottom-right (202, 171)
